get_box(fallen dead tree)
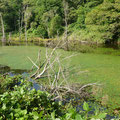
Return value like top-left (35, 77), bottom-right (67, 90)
top-left (28, 42), bottom-right (101, 101)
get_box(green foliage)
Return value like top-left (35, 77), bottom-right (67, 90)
top-left (0, 75), bottom-right (22, 93)
top-left (0, 75), bottom-right (107, 119)
top-left (85, 0), bottom-right (120, 44)
top-left (27, 0), bottom-right (63, 38)
top-left (68, 0), bottom-right (103, 31)
top-left (0, 0), bottom-right (119, 45)
top-left (0, 76), bottom-right (63, 119)
top-left (28, 24), bottom-right (48, 38)
top-left (49, 15), bottom-right (63, 37)
top-left (71, 6), bottom-right (87, 30)
top-left (0, 0), bottom-right (23, 32)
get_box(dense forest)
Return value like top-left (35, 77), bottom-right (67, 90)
top-left (0, 0), bottom-right (120, 45)
top-left (1, 0), bottom-right (120, 119)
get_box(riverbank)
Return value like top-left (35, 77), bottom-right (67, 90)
top-left (1, 38), bottom-right (120, 56)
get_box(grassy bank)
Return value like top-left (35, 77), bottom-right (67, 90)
top-left (1, 33), bottom-right (120, 55)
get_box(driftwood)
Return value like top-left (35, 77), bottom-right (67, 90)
top-left (28, 38), bottom-right (101, 100)
top-left (28, 47), bottom-right (100, 100)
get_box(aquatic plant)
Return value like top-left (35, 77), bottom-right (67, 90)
top-left (0, 75), bottom-right (108, 120)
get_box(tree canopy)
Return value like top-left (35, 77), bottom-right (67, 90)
top-left (0, 0), bottom-right (120, 44)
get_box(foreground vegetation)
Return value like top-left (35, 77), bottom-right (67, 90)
top-left (0, 75), bottom-right (109, 120)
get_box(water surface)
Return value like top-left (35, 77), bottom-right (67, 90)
top-left (1, 41), bottom-right (120, 110)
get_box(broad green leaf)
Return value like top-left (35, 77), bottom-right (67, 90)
top-left (55, 118), bottom-right (61, 120)
top-left (75, 114), bottom-right (83, 120)
top-left (22, 110), bottom-right (27, 115)
top-left (51, 111), bottom-right (55, 120)
top-left (2, 103), bottom-right (6, 110)
top-left (97, 113), bottom-right (107, 119)
top-left (39, 111), bottom-right (44, 118)
top-left (65, 113), bottom-right (72, 120)
top-left (83, 102), bottom-right (89, 111)
top-left (20, 87), bottom-right (24, 94)
top-left (17, 117), bottom-right (25, 120)
top-left (32, 112), bottom-right (39, 120)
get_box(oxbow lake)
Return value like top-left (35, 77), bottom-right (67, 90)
top-left (1, 42), bottom-right (120, 113)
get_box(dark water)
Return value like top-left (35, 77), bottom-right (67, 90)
top-left (0, 64), bottom-right (28, 74)
top-left (1, 40), bottom-right (120, 50)
top-left (0, 41), bottom-right (43, 47)
top-left (8, 72), bottom-right (43, 91)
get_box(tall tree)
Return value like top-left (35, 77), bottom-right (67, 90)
top-left (0, 13), bottom-right (6, 42)
top-left (63, 0), bottom-right (69, 50)
top-left (23, 0), bottom-right (32, 41)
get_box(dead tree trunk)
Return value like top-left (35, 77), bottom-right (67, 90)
top-left (63, 0), bottom-right (69, 50)
top-left (8, 32), bottom-right (11, 42)
top-left (24, 5), bottom-right (28, 42)
top-left (19, 9), bottom-right (22, 41)
top-left (0, 13), bottom-right (6, 43)
top-left (19, 7), bottom-right (24, 41)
